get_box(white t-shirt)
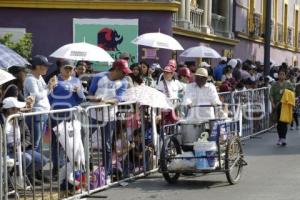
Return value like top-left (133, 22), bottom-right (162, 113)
top-left (24, 74), bottom-right (51, 112)
top-left (183, 82), bottom-right (221, 121)
top-left (157, 79), bottom-right (184, 99)
top-left (89, 72), bottom-right (128, 122)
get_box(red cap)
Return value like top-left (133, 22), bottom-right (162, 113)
top-left (112, 59), bottom-right (132, 74)
top-left (163, 65), bottom-right (174, 73)
top-left (178, 67), bottom-right (191, 79)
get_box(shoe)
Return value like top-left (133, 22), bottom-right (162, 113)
top-left (42, 162), bottom-right (53, 171)
top-left (106, 176), bottom-right (111, 185)
top-left (36, 171), bottom-right (51, 183)
top-left (276, 139), bottom-right (282, 146)
top-left (281, 139), bottom-right (287, 146)
top-left (290, 126), bottom-right (295, 130)
top-left (28, 175), bottom-right (42, 186)
top-left (6, 156), bottom-right (14, 168)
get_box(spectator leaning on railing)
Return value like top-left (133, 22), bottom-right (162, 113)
top-left (88, 59), bottom-right (132, 183)
top-left (48, 59), bottom-right (86, 178)
top-left (23, 55), bottom-right (56, 152)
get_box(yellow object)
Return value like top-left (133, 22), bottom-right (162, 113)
top-left (280, 89), bottom-right (295, 123)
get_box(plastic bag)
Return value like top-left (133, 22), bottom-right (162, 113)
top-left (168, 152), bottom-right (195, 170)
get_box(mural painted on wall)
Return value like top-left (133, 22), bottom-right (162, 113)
top-left (73, 18), bottom-right (138, 70)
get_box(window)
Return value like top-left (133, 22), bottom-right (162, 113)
top-left (0, 27), bottom-right (26, 42)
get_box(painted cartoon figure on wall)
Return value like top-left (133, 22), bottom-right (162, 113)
top-left (98, 28), bottom-right (124, 51)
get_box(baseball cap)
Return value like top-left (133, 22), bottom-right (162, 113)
top-left (227, 59), bottom-right (238, 68)
top-left (30, 55), bottom-right (52, 67)
top-left (178, 67), bottom-right (191, 78)
top-left (163, 65), bottom-right (174, 73)
top-left (112, 59), bottom-right (132, 75)
top-left (119, 52), bottom-right (130, 60)
top-left (61, 60), bottom-right (75, 68)
top-left (220, 57), bottom-right (227, 62)
top-left (150, 63), bottom-right (161, 71)
top-left (2, 97), bottom-right (26, 109)
top-left (200, 62), bottom-right (211, 67)
top-left (195, 68), bottom-right (208, 77)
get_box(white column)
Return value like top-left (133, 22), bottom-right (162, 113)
top-left (225, 0), bottom-right (234, 37)
top-left (202, 0), bottom-right (211, 33)
top-left (180, 0), bottom-right (186, 21)
top-left (185, 0), bottom-right (191, 22)
top-left (207, 0), bottom-right (212, 32)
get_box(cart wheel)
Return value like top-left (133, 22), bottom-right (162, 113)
top-left (225, 136), bottom-right (244, 185)
top-left (160, 136), bottom-right (181, 184)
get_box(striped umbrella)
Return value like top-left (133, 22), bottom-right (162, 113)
top-left (0, 43), bottom-right (30, 69)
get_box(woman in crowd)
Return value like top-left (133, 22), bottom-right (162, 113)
top-left (157, 65), bottom-right (184, 99)
top-left (48, 59), bottom-right (85, 176)
top-left (270, 66), bottom-right (295, 146)
top-left (221, 65), bottom-right (233, 81)
top-left (140, 61), bottom-right (155, 87)
top-left (23, 55), bottom-right (56, 152)
top-left (129, 63), bottom-right (143, 86)
top-left (2, 66), bottom-right (27, 101)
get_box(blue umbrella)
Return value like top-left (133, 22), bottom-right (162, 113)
top-left (0, 43), bottom-right (30, 69)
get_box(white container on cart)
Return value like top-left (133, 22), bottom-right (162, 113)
top-left (194, 132), bottom-right (217, 170)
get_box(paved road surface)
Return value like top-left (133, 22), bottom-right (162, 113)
top-left (90, 128), bottom-right (300, 200)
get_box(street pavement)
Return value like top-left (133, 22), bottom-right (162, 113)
top-left (90, 128), bottom-right (300, 200)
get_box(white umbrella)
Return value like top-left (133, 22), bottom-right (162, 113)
top-left (0, 69), bottom-right (15, 85)
top-left (50, 42), bottom-right (114, 62)
top-left (132, 32), bottom-right (184, 51)
top-left (123, 85), bottom-right (173, 109)
top-left (180, 46), bottom-right (221, 58)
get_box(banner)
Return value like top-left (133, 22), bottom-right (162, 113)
top-left (73, 18), bottom-right (139, 70)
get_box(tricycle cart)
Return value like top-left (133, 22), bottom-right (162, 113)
top-left (159, 105), bottom-right (247, 185)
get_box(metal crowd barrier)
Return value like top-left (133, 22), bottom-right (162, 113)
top-left (0, 86), bottom-right (279, 200)
top-left (219, 87), bottom-right (274, 139)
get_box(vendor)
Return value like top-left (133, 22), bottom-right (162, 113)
top-left (183, 68), bottom-right (221, 121)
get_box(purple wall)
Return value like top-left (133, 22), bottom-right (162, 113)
top-left (234, 38), bottom-right (300, 66)
top-left (0, 8), bottom-right (173, 66)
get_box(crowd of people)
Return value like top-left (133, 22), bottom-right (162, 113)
top-left (0, 52), bottom-right (300, 191)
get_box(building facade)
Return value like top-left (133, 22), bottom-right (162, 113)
top-left (174, 0), bottom-right (300, 67)
top-left (0, 0), bottom-right (299, 68)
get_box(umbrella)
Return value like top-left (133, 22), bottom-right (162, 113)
top-left (132, 32), bottom-right (184, 51)
top-left (0, 43), bottom-right (30, 69)
top-left (180, 46), bottom-right (221, 58)
top-left (0, 69), bottom-right (15, 85)
top-left (50, 42), bottom-right (114, 62)
top-left (123, 85), bottom-right (173, 109)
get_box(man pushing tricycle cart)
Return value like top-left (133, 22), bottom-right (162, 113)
top-left (159, 68), bottom-right (247, 184)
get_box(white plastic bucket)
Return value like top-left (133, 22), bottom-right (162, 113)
top-left (193, 141), bottom-right (217, 170)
